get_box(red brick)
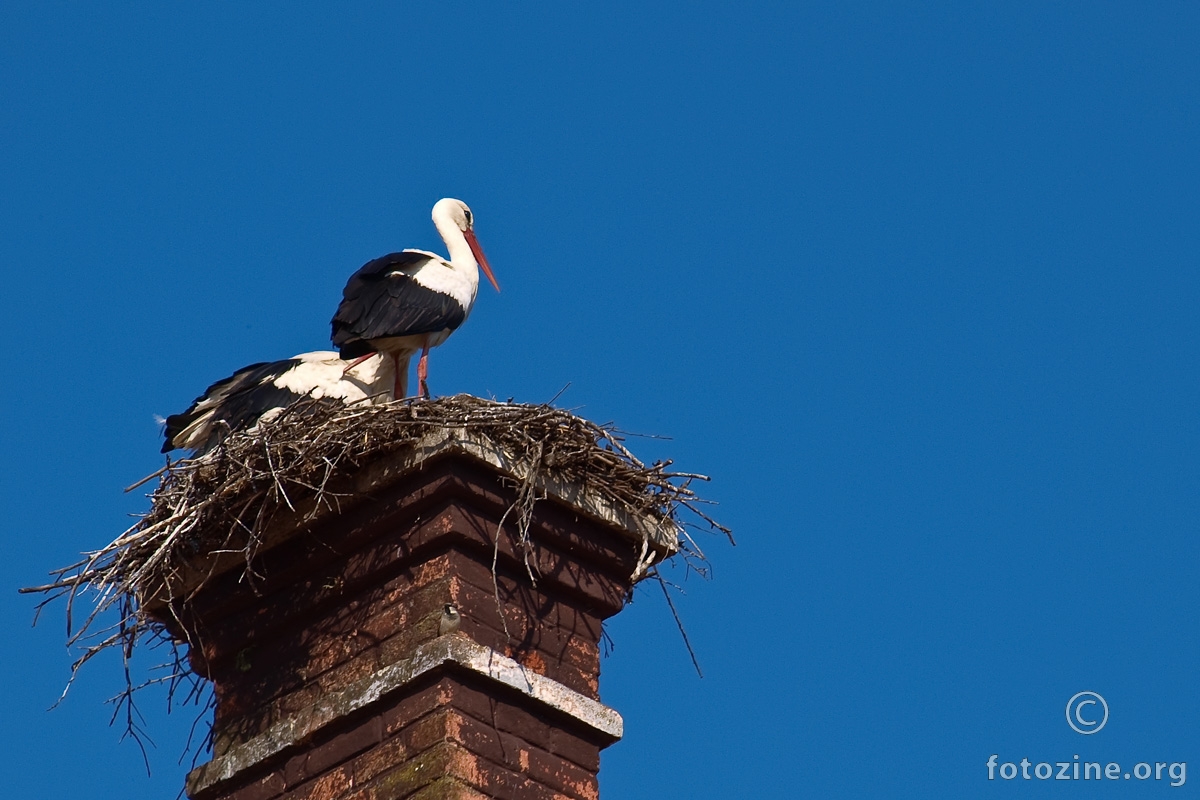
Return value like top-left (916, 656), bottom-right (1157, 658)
top-left (490, 700), bottom-right (552, 750)
top-left (350, 736), bottom-right (412, 785)
top-left (377, 621), bottom-right (440, 668)
top-left (275, 682), bottom-right (322, 726)
top-left (365, 742), bottom-right (461, 797)
top-left (379, 679), bottom-right (452, 737)
top-left (283, 751), bottom-right (308, 789)
top-left (353, 596), bottom-right (412, 642)
top-left (279, 765), bottom-right (352, 800)
top-left (306, 716), bottom-right (383, 778)
top-left (440, 679), bottom-right (504, 732)
top-left (400, 709), bottom-right (454, 754)
top-left (224, 772), bottom-right (286, 800)
top-left (467, 756), bottom-right (569, 800)
top-left (444, 710), bottom-right (510, 769)
top-left (524, 745), bottom-right (599, 800)
top-left (405, 777), bottom-right (492, 800)
top-left (547, 727), bottom-right (601, 773)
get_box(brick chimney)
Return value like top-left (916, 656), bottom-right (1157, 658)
top-left (149, 428), bottom-right (677, 800)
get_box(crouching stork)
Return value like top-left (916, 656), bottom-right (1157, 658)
top-left (161, 351), bottom-right (394, 454)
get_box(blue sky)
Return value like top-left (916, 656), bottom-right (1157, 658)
top-left (3, 3), bottom-right (1198, 796)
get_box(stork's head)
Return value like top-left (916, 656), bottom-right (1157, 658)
top-left (433, 197), bottom-right (474, 232)
top-left (432, 197), bottom-right (500, 292)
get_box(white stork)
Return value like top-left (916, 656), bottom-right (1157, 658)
top-left (162, 351), bottom-right (395, 454)
top-left (330, 198), bottom-right (500, 398)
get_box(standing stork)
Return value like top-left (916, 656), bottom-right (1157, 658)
top-left (331, 198), bottom-right (500, 398)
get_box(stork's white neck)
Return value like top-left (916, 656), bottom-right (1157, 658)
top-left (432, 209), bottom-right (476, 269)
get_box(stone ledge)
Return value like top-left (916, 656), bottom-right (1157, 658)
top-left (186, 634), bottom-right (624, 797)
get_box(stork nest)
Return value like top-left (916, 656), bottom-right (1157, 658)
top-left (23, 394), bottom-right (729, 710)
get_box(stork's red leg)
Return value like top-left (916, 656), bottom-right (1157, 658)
top-left (341, 352), bottom-right (376, 375)
top-left (417, 338), bottom-right (431, 399)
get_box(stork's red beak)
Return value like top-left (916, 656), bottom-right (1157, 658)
top-left (464, 229), bottom-right (500, 292)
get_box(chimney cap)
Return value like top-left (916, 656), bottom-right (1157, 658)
top-left (142, 396), bottom-right (688, 604)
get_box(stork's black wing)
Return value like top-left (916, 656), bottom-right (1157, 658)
top-left (162, 357), bottom-right (306, 453)
top-left (331, 252), bottom-right (467, 359)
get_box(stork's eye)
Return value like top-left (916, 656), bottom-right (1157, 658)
top-left (463, 208), bottom-right (473, 226)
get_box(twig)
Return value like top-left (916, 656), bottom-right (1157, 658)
top-left (125, 464), bottom-right (170, 494)
top-left (655, 571), bottom-right (703, 678)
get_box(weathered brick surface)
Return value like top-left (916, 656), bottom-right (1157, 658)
top-left (304, 716), bottom-right (384, 780)
top-left (402, 708), bottom-right (597, 800)
top-left (225, 772), bottom-right (286, 800)
top-left (547, 726), bottom-right (601, 773)
top-left (184, 459), bottom-right (634, 608)
top-left (351, 737), bottom-right (412, 787)
top-left (217, 548), bottom-right (608, 739)
top-left (180, 456), bottom-right (633, 800)
top-left (183, 462), bottom-right (633, 648)
top-left (405, 777), bottom-right (494, 800)
top-left (364, 740), bottom-right (571, 800)
top-left (524, 745), bottom-right (598, 800)
top-left (378, 677), bottom-right (453, 738)
top-left (198, 672), bottom-right (608, 800)
top-left (279, 763), bottom-right (353, 800)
